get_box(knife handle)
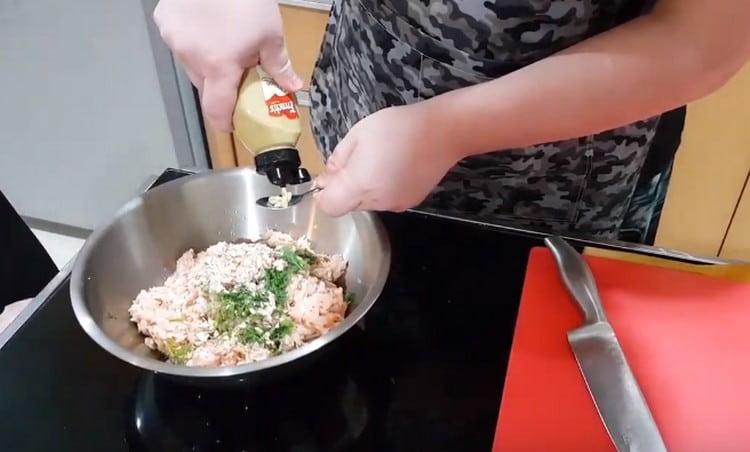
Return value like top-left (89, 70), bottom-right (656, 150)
top-left (545, 236), bottom-right (608, 325)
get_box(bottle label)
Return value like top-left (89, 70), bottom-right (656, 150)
top-left (261, 77), bottom-right (299, 120)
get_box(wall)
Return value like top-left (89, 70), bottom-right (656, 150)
top-left (0, 0), bottom-right (179, 230)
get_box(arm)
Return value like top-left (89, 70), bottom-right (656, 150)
top-left (427, 0), bottom-right (750, 158)
top-left (315, 0), bottom-right (750, 216)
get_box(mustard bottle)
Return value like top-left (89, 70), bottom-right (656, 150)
top-left (233, 67), bottom-right (311, 187)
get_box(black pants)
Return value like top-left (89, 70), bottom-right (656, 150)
top-left (644, 106), bottom-right (686, 244)
top-left (618, 106), bottom-right (687, 245)
top-left (0, 190), bottom-right (58, 308)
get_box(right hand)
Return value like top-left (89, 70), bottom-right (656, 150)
top-left (154, 0), bottom-right (303, 132)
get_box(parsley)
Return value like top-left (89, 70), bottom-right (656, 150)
top-left (344, 293), bottom-right (355, 305)
top-left (269, 317), bottom-right (294, 351)
top-left (214, 287), bottom-right (267, 332)
top-left (238, 313), bottom-right (267, 345)
top-left (239, 317), bottom-right (293, 349)
top-left (280, 246), bottom-right (315, 272)
top-left (270, 318), bottom-right (294, 341)
top-left (298, 249), bottom-right (318, 265)
top-left (209, 247), bottom-right (315, 346)
top-left (164, 339), bottom-right (193, 364)
top-left (267, 247), bottom-right (316, 307)
top-left (239, 326), bottom-right (265, 345)
top-left (265, 268), bottom-right (292, 307)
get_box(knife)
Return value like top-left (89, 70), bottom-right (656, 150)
top-left (544, 237), bottom-right (668, 452)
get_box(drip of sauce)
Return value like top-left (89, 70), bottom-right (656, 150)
top-left (267, 187), bottom-right (292, 208)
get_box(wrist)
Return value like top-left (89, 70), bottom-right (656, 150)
top-left (413, 96), bottom-right (474, 162)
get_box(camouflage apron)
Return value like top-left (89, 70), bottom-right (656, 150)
top-left (310, 0), bottom-right (662, 240)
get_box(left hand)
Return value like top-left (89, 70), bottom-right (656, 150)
top-left (314, 104), bottom-right (462, 217)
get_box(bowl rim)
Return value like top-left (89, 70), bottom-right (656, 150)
top-left (70, 168), bottom-right (391, 378)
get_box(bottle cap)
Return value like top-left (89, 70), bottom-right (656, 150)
top-left (254, 148), bottom-right (311, 187)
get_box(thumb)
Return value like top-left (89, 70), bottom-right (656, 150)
top-left (317, 131), bottom-right (356, 188)
top-left (314, 172), bottom-right (363, 218)
top-left (201, 67), bottom-right (243, 132)
top-left (315, 137), bottom-right (362, 216)
top-left (259, 38), bottom-right (304, 92)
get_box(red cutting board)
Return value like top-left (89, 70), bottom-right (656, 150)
top-left (493, 248), bottom-right (750, 452)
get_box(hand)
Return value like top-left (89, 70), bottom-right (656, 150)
top-left (154, 0), bottom-right (303, 131)
top-left (314, 104), bottom-right (463, 217)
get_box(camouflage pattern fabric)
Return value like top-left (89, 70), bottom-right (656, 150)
top-left (619, 163), bottom-right (673, 244)
top-left (310, 0), bottom-right (662, 241)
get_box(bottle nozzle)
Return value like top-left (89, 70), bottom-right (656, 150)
top-left (254, 148), bottom-right (311, 187)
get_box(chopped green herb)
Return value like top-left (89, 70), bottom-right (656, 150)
top-left (238, 313), bottom-right (267, 345)
top-left (164, 339), bottom-right (193, 364)
top-left (265, 268), bottom-right (292, 307)
top-left (266, 247), bottom-right (315, 307)
top-left (217, 287), bottom-right (267, 310)
top-left (271, 318), bottom-right (294, 340)
top-left (239, 326), bottom-right (265, 345)
top-left (297, 249), bottom-right (318, 265)
top-left (280, 246), bottom-right (314, 272)
top-left (214, 287), bottom-right (267, 332)
top-left (246, 313), bottom-right (266, 324)
top-left (344, 293), bottom-right (355, 305)
top-left (207, 247), bottom-right (317, 347)
top-left (270, 317), bottom-right (294, 350)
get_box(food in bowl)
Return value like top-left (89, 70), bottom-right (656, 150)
top-left (128, 231), bottom-right (350, 367)
top-left (267, 187), bottom-right (293, 208)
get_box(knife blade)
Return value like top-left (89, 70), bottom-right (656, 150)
top-left (545, 236), bottom-right (667, 452)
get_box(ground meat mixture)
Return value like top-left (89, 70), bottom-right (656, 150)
top-left (128, 231), bottom-right (349, 367)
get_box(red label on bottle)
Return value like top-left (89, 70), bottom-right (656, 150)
top-left (266, 94), bottom-right (299, 120)
top-left (261, 77), bottom-right (299, 120)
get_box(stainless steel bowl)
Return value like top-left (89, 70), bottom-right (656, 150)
top-left (70, 168), bottom-right (390, 383)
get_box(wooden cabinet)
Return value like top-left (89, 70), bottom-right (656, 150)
top-left (205, 124), bottom-right (237, 169)
top-left (279, 5), bottom-right (330, 90)
top-left (655, 65), bottom-right (750, 258)
top-left (720, 174), bottom-right (750, 260)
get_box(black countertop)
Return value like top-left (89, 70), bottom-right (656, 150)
top-left (0, 169), bottom-right (717, 452)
